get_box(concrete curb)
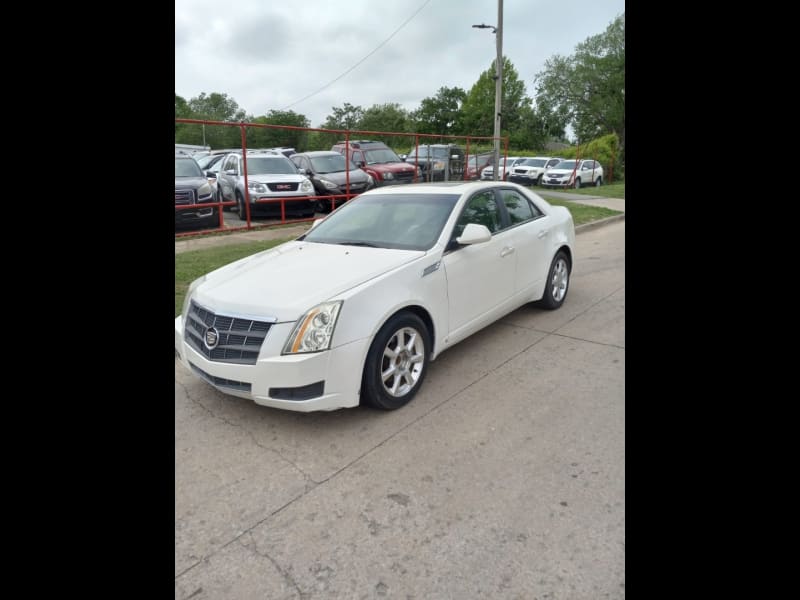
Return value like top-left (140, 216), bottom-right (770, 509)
top-left (575, 213), bottom-right (625, 235)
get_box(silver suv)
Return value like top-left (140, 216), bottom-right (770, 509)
top-left (217, 151), bottom-right (316, 220)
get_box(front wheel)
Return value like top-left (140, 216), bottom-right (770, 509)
top-left (537, 251), bottom-right (571, 310)
top-left (361, 312), bottom-right (430, 410)
top-left (236, 192), bottom-right (247, 220)
top-left (574, 178), bottom-right (582, 189)
top-left (595, 177), bottom-right (602, 187)
top-left (537, 174), bottom-right (543, 186)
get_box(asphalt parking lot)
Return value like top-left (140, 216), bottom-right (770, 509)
top-left (174, 215), bottom-right (625, 599)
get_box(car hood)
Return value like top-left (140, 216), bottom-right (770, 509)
top-left (545, 168), bottom-right (576, 176)
top-left (193, 241), bottom-right (424, 321)
top-left (175, 176), bottom-right (208, 189)
top-left (367, 162), bottom-right (416, 174)
top-left (314, 170), bottom-right (369, 185)
top-left (245, 173), bottom-right (307, 185)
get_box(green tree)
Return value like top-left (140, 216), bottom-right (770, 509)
top-left (185, 92), bottom-right (247, 148)
top-left (534, 14), bottom-right (625, 160)
top-left (411, 86), bottom-right (467, 136)
top-left (357, 103), bottom-right (411, 146)
top-left (322, 103), bottom-right (364, 130)
top-left (246, 110), bottom-right (310, 150)
top-left (459, 57), bottom-right (530, 150)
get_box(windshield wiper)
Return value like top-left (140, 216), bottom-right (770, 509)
top-left (337, 241), bottom-right (379, 247)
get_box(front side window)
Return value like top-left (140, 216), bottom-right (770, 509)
top-left (453, 191), bottom-right (502, 238)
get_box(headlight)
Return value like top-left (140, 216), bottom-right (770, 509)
top-left (283, 301), bottom-right (343, 354)
top-left (182, 275), bottom-right (207, 318)
top-left (198, 182), bottom-right (212, 196)
top-left (383, 172), bottom-right (394, 180)
top-left (320, 178), bottom-right (337, 190)
top-left (366, 174), bottom-right (374, 187)
top-left (300, 179), bottom-right (314, 193)
top-left (248, 181), bottom-right (267, 193)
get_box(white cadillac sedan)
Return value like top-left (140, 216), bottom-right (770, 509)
top-left (175, 181), bottom-right (575, 412)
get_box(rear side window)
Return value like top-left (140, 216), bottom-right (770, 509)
top-left (501, 190), bottom-right (538, 224)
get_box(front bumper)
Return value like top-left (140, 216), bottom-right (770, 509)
top-left (541, 178), bottom-right (571, 188)
top-left (175, 315), bottom-right (367, 412)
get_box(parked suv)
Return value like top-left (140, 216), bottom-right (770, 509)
top-left (175, 155), bottom-right (218, 229)
top-left (217, 151), bottom-right (316, 220)
top-left (541, 159), bottom-right (603, 189)
top-left (403, 144), bottom-right (465, 182)
top-left (508, 157), bottom-right (563, 186)
top-left (331, 140), bottom-right (419, 186)
top-left (290, 151), bottom-right (374, 212)
top-left (480, 156), bottom-right (528, 181)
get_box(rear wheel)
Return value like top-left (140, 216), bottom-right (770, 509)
top-left (361, 312), bottom-right (430, 410)
top-left (537, 251), bottom-right (571, 310)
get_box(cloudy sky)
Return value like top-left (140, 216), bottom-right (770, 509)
top-left (176, 0), bottom-right (624, 128)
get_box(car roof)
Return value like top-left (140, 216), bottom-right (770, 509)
top-left (292, 151), bottom-right (339, 157)
top-left (360, 181), bottom-right (534, 195)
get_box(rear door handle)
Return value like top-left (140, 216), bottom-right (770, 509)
top-left (537, 229), bottom-right (549, 239)
top-left (500, 246), bottom-right (515, 257)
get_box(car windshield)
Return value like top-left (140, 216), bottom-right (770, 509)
top-left (309, 154), bottom-right (357, 174)
top-left (363, 148), bottom-right (402, 164)
top-left (302, 193), bottom-right (460, 251)
top-left (176, 158), bottom-right (203, 177)
top-left (520, 159), bottom-right (547, 167)
top-left (245, 156), bottom-right (298, 175)
top-left (407, 147), bottom-right (449, 160)
top-left (553, 160), bottom-right (577, 170)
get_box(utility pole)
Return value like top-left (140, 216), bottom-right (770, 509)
top-left (473, 0), bottom-right (503, 180)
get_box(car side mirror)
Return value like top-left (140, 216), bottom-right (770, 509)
top-left (205, 171), bottom-right (216, 179)
top-left (297, 168), bottom-right (307, 175)
top-left (451, 154), bottom-right (461, 160)
top-left (224, 169), bottom-right (236, 176)
top-left (357, 161), bottom-right (366, 168)
top-left (400, 154), bottom-right (407, 161)
top-left (456, 223), bottom-right (492, 245)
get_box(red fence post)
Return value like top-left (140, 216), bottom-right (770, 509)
top-left (240, 124), bottom-right (252, 228)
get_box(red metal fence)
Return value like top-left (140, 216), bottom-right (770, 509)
top-left (175, 118), bottom-right (507, 239)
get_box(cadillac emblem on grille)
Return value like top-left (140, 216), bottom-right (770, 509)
top-left (204, 327), bottom-right (219, 349)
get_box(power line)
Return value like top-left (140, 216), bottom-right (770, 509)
top-left (281, 0), bottom-right (433, 111)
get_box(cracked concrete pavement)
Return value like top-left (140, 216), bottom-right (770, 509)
top-left (174, 212), bottom-right (625, 599)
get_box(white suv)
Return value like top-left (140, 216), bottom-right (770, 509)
top-left (508, 157), bottom-right (563, 186)
top-left (480, 156), bottom-right (528, 181)
top-left (541, 159), bottom-right (603, 189)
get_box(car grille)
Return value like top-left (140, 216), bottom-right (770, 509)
top-left (266, 182), bottom-right (300, 192)
top-left (175, 189), bottom-right (195, 205)
top-left (185, 300), bottom-right (272, 365)
top-left (190, 363), bottom-right (252, 392)
top-left (395, 171), bottom-right (415, 183)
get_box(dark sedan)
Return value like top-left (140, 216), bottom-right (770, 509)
top-left (290, 151), bottom-right (374, 212)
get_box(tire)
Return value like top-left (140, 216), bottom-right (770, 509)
top-left (361, 312), bottom-right (430, 410)
top-left (204, 207), bottom-right (219, 228)
top-left (236, 191), bottom-right (247, 220)
top-left (537, 251), bottom-right (571, 310)
top-left (218, 187), bottom-right (228, 211)
top-left (575, 178), bottom-right (582, 189)
top-left (595, 177), bottom-right (602, 187)
top-left (537, 174), bottom-right (543, 186)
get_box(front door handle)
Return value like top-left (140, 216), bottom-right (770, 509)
top-left (500, 246), bottom-right (515, 257)
top-left (537, 229), bottom-right (549, 239)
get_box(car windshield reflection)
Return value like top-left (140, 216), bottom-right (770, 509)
top-left (303, 193), bottom-right (459, 251)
